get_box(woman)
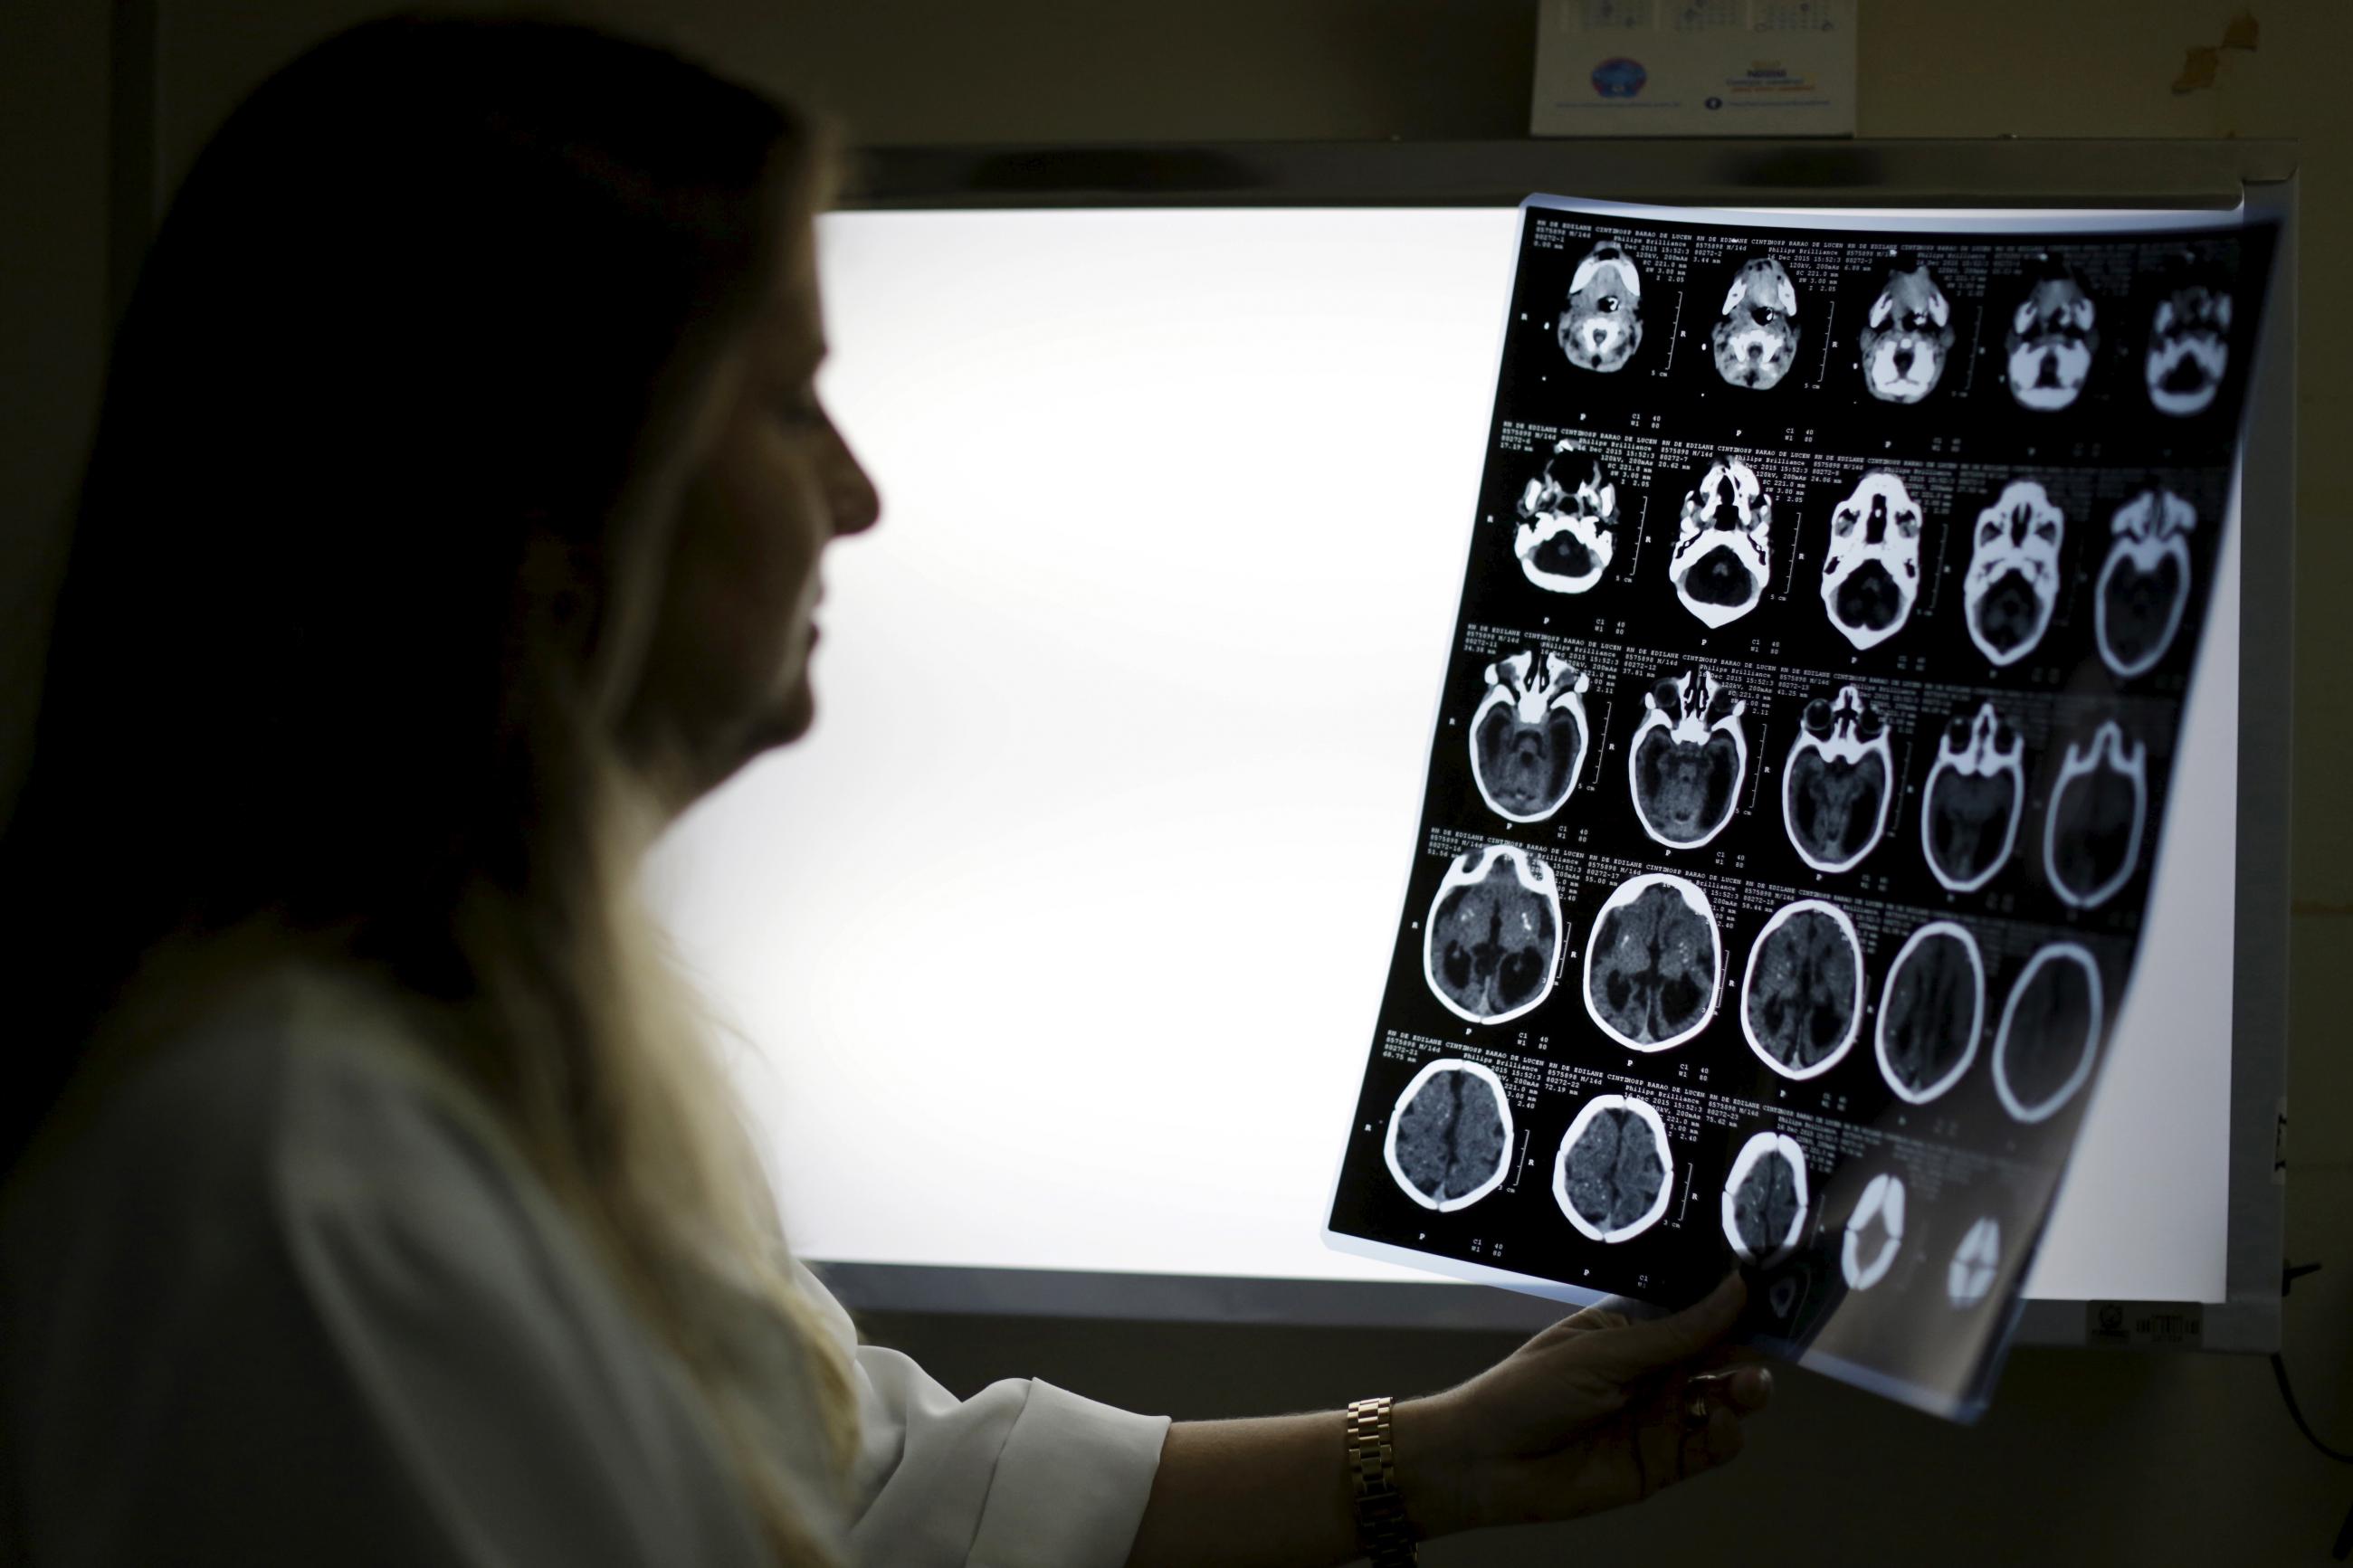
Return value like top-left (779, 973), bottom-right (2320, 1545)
top-left (0, 16), bottom-right (1769, 1566)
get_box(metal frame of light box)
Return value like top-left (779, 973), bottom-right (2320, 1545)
top-left (803, 139), bottom-right (2299, 1354)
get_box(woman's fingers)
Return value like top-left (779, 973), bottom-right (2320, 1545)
top-left (1478, 1303), bottom-right (1777, 1525)
top-left (1576, 1273), bottom-right (1747, 1383)
top-left (1541, 1305), bottom-right (1630, 1340)
top-left (1688, 1364), bottom-right (1775, 1415)
top-left (1470, 1277), bottom-right (1772, 1524)
top-left (1623, 1369), bottom-right (1758, 1499)
top-left (1699, 1402), bottom-right (1747, 1467)
top-left (1669, 1367), bottom-right (1768, 1479)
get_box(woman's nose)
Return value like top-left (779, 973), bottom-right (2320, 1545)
top-left (830, 431), bottom-right (881, 537)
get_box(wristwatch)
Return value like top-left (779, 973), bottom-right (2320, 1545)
top-left (1345, 1396), bottom-right (1419, 1566)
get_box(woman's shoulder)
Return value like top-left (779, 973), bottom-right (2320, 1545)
top-left (0, 966), bottom-right (594, 1386)
top-left (0, 965), bottom-right (785, 1567)
top-left (5, 964), bottom-right (519, 1257)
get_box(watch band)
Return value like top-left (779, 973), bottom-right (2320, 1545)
top-left (1345, 1396), bottom-right (1419, 1567)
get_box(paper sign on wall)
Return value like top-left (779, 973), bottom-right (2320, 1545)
top-left (1532, 0), bottom-right (1856, 138)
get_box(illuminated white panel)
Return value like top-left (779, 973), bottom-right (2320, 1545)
top-left (646, 207), bottom-right (2233, 1305)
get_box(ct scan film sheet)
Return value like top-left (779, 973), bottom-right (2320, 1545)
top-left (1323, 195), bottom-right (2275, 1420)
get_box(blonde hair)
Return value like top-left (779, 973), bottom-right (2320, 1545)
top-left (1, 15), bottom-right (858, 1562)
top-left (445, 772), bottom-right (862, 1563)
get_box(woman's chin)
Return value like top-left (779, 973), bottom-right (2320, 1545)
top-left (746, 678), bottom-right (817, 756)
top-left (664, 684), bottom-right (815, 811)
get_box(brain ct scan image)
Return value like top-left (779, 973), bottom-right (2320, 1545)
top-left (1922, 702), bottom-right (2025, 894)
top-left (1740, 898), bottom-right (1864, 1080)
top-left (1629, 669), bottom-right (1748, 849)
top-left (1668, 455), bottom-right (1773, 628)
top-left (1557, 242), bottom-right (1643, 373)
top-left (1841, 1172), bottom-right (1906, 1291)
top-left (1820, 470), bottom-right (1923, 650)
top-left (1858, 253), bottom-right (1955, 404)
top-left (1470, 651), bottom-right (1591, 823)
top-left (1514, 442), bottom-right (1622, 594)
top-left (1948, 1216), bottom-right (2002, 1308)
top-left (1721, 1131), bottom-right (1809, 1265)
top-left (2146, 255), bottom-right (2233, 416)
top-left (2043, 720), bottom-right (2147, 910)
top-left (1711, 256), bottom-right (1802, 391)
top-left (1964, 479), bottom-right (2065, 668)
top-left (1783, 685), bottom-right (1892, 874)
top-left (1384, 1059), bottom-right (1515, 1212)
top-left (2005, 254), bottom-right (2099, 411)
top-left (1554, 1094), bottom-right (1674, 1243)
top-left (2095, 487), bottom-right (2196, 679)
top-left (1326, 197), bottom-right (2277, 1425)
top-left (1584, 871), bottom-right (1722, 1052)
top-left (1424, 844), bottom-right (1563, 1026)
top-left (1875, 920), bottom-right (1986, 1105)
top-left (1993, 942), bottom-right (2105, 1123)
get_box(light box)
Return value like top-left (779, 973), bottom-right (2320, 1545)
top-left (646, 143), bottom-right (2296, 1346)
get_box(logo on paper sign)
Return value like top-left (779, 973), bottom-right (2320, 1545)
top-left (1591, 57), bottom-right (1647, 98)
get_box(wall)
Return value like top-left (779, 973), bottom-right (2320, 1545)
top-left (4, 2), bottom-right (2347, 1562)
top-left (0, 0), bottom-right (111, 811)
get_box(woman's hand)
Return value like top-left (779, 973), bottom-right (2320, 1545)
top-left (1127, 1275), bottom-right (1767, 1568)
top-left (1392, 1274), bottom-right (1770, 1538)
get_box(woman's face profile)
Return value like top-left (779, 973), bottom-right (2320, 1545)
top-left (628, 222), bottom-right (880, 806)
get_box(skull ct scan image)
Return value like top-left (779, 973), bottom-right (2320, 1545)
top-left (1820, 470), bottom-right (1923, 650)
top-left (1993, 942), bottom-right (2106, 1124)
top-left (1554, 1094), bottom-right (1674, 1243)
top-left (1557, 241), bottom-right (1643, 373)
top-left (1876, 920), bottom-right (1986, 1107)
top-left (1721, 1130), bottom-right (1810, 1265)
top-left (2005, 253), bottom-right (2099, 411)
top-left (1328, 196), bottom-right (2272, 1425)
top-left (1740, 898), bottom-right (1864, 1080)
top-left (1857, 253), bottom-right (1955, 404)
top-left (1964, 480), bottom-right (2065, 668)
top-left (1514, 442), bottom-right (1621, 594)
top-left (1469, 650), bottom-right (1591, 823)
top-left (2145, 252), bottom-right (2234, 416)
top-left (2095, 487), bottom-right (2196, 679)
top-left (2043, 722), bottom-right (2147, 911)
top-left (1842, 1172), bottom-right (1907, 1291)
top-left (1628, 669), bottom-right (1748, 850)
top-left (1782, 686), bottom-right (1892, 875)
top-left (1922, 702), bottom-right (2026, 894)
top-left (1584, 871), bottom-right (1722, 1053)
top-left (1711, 255), bottom-right (1803, 391)
top-left (1668, 455), bottom-right (1773, 628)
top-left (1423, 843), bottom-right (1563, 1026)
top-left (1385, 1059), bottom-right (1514, 1212)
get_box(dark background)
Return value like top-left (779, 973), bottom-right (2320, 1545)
top-left (5, 2), bottom-right (2347, 1563)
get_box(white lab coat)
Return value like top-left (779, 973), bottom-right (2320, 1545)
top-left (0, 969), bottom-right (1169, 1567)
